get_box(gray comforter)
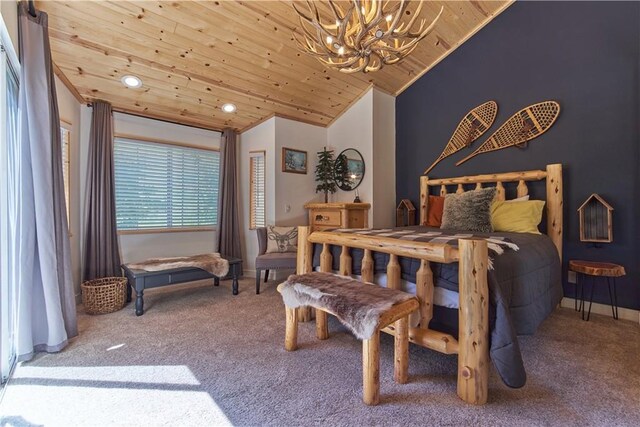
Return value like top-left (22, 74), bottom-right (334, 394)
top-left (311, 226), bottom-right (563, 388)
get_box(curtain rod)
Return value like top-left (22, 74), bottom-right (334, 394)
top-left (28, 0), bottom-right (36, 17)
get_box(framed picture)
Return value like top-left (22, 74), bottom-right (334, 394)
top-left (282, 147), bottom-right (308, 174)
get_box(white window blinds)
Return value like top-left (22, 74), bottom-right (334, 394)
top-left (114, 137), bottom-right (220, 231)
top-left (60, 126), bottom-right (70, 223)
top-left (250, 151), bottom-right (266, 229)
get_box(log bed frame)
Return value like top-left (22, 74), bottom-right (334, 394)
top-left (294, 163), bottom-right (563, 405)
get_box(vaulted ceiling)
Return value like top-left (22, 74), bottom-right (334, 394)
top-left (38, 1), bottom-right (512, 132)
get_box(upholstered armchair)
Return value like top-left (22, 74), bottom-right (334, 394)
top-left (255, 227), bottom-right (297, 294)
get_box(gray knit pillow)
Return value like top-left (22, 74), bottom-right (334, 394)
top-left (440, 188), bottom-right (497, 233)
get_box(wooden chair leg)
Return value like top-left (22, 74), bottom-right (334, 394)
top-left (394, 316), bottom-right (409, 384)
top-left (255, 269), bottom-right (261, 294)
top-left (363, 331), bottom-right (380, 405)
top-left (264, 269), bottom-right (270, 283)
top-left (316, 309), bottom-right (329, 340)
top-left (285, 307), bottom-right (298, 351)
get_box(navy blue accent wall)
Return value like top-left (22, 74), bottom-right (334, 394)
top-left (396, 1), bottom-right (640, 310)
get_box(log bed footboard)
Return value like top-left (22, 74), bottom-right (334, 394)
top-left (292, 164), bottom-right (562, 405)
top-left (295, 225), bottom-right (489, 405)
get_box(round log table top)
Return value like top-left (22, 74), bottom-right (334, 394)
top-left (569, 260), bottom-right (626, 277)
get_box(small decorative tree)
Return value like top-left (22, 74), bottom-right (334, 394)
top-left (315, 148), bottom-right (337, 203)
top-left (333, 152), bottom-right (349, 190)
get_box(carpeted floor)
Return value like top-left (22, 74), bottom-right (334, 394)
top-left (1, 278), bottom-right (639, 426)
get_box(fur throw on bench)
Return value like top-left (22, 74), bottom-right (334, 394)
top-left (126, 253), bottom-right (229, 277)
top-left (279, 272), bottom-right (416, 340)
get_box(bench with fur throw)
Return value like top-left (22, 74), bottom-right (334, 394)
top-left (126, 253), bottom-right (229, 277)
top-left (277, 272), bottom-right (419, 406)
top-left (278, 272), bottom-right (416, 340)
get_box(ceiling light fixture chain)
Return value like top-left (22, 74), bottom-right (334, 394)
top-left (292, 0), bottom-right (443, 73)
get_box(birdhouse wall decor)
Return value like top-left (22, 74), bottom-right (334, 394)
top-left (578, 194), bottom-right (613, 243)
top-left (396, 199), bottom-right (416, 227)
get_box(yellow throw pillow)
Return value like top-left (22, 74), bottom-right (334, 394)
top-left (491, 200), bottom-right (545, 234)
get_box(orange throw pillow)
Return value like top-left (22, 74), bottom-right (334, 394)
top-left (427, 195), bottom-right (445, 227)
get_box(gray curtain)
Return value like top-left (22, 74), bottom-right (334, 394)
top-left (217, 129), bottom-right (242, 263)
top-left (82, 101), bottom-right (122, 280)
top-left (15, 2), bottom-right (77, 361)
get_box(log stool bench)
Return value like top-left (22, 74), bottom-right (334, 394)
top-left (277, 272), bottom-right (419, 405)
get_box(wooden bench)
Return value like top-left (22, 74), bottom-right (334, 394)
top-left (122, 256), bottom-right (242, 316)
top-left (277, 273), bottom-right (419, 405)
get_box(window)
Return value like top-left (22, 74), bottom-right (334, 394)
top-left (249, 151), bottom-right (266, 229)
top-left (60, 125), bottom-right (70, 223)
top-left (1, 33), bottom-right (20, 384)
top-left (114, 137), bottom-right (220, 231)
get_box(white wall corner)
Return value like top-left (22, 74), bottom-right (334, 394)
top-left (239, 117), bottom-right (276, 273)
top-left (327, 87), bottom-right (396, 228)
top-left (55, 76), bottom-right (83, 293)
top-left (274, 116), bottom-right (327, 227)
top-left (0, 0), bottom-right (19, 54)
top-left (372, 88), bottom-right (396, 228)
top-left (327, 89), bottom-right (374, 223)
top-left (239, 87), bottom-right (397, 273)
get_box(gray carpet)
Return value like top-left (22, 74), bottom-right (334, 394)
top-left (1, 278), bottom-right (639, 426)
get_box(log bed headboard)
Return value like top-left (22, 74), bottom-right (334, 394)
top-left (294, 163), bottom-right (563, 405)
top-left (420, 163), bottom-right (563, 259)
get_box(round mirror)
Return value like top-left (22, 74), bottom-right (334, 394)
top-left (333, 148), bottom-right (365, 191)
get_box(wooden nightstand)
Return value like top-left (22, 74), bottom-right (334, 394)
top-left (304, 202), bottom-right (370, 231)
top-left (568, 260), bottom-right (625, 321)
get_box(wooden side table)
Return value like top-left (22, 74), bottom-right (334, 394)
top-left (304, 202), bottom-right (370, 231)
top-left (568, 260), bottom-right (625, 321)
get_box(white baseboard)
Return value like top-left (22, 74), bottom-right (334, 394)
top-left (561, 297), bottom-right (640, 324)
top-left (247, 269), bottom-right (294, 281)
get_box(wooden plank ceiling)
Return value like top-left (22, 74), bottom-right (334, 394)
top-left (38, 1), bottom-right (512, 132)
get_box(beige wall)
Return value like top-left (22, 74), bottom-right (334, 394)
top-left (239, 90), bottom-right (396, 276)
top-left (274, 117), bottom-right (326, 226)
top-left (372, 89), bottom-right (396, 228)
top-left (0, 0), bottom-right (18, 53)
top-left (52, 74), bottom-right (395, 285)
top-left (239, 116), bottom-right (327, 277)
top-left (327, 90), bottom-right (374, 221)
top-left (326, 88), bottom-right (396, 228)
top-left (239, 117), bottom-right (276, 276)
top-left (55, 76), bottom-right (82, 296)
top-left (74, 107), bottom-right (222, 283)
top-left (109, 113), bottom-right (222, 264)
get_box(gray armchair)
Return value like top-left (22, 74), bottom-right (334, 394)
top-left (255, 227), bottom-right (297, 294)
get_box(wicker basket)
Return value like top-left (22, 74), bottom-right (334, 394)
top-left (81, 277), bottom-right (128, 315)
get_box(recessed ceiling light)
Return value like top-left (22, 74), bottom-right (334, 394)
top-left (221, 103), bottom-right (236, 113)
top-left (121, 75), bottom-right (142, 88)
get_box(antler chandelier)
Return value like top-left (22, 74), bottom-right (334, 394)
top-left (292, 0), bottom-right (444, 73)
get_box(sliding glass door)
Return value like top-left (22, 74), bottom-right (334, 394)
top-left (0, 38), bottom-right (20, 384)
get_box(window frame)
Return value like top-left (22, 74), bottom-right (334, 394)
top-left (113, 134), bottom-right (221, 235)
top-left (60, 121), bottom-right (71, 229)
top-left (0, 17), bottom-right (20, 384)
top-left (249, 150), bottom-right (266, 230)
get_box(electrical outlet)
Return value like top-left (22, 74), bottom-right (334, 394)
top-left (567, 271), bottom-right (577, 284)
